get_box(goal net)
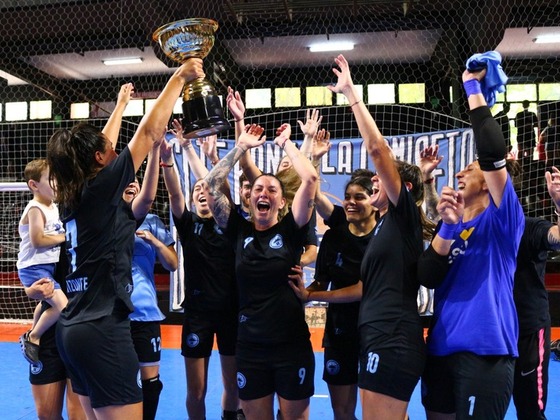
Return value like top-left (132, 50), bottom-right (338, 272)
top-left (1, 1), bottom-right (558, 321)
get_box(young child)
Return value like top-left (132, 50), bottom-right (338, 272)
top-left (17, 159), bottom-right (67, 363)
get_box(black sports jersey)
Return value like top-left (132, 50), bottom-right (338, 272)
top-left (174, 208), bottom-right (237, 312)
top-left (226, 210), bottom-right (310, 345)
top-left (359, 184), bottom-right (424, 348)
top-left (304, 210), bottom-right (318, 246)
top-left (514, 217), bottom-right (553, 335)
top-left (61, 147), bottom-right (136, 325)
top-left (324, 204), bottom-right (346, 228)
top-left (315, 223), bottom-right (371, 346)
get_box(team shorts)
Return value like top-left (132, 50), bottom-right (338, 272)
top-left (181, 309), bottom-right (237, 358)
top-left (358, 344), bottom-right (424, 402)
top-left (56, 312), bottom-right (142, 408)
top-left (29, 313), bottom-right (66, 385)
top-left (130, 320), bottom-right (161, 366)
top-left (422, 352), bottom-right (515, 418)
top-left (323, 340), bottom-right (359, 385)
top-left (18, 264), bottom-right (60, 289)
top-left (236, 339), bottom-right (315, 401)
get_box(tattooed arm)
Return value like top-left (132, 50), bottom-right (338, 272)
top-left (203, 124), bottom-right (266, 228)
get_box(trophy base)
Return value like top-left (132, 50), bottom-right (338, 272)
top-left (182, 95), bottom-right (231, 139)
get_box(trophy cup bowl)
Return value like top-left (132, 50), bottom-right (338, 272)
top-left (153, 18), bottom-right (231, 138)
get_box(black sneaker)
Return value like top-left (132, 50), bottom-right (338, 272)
top-left (19, 330), bottom-right (40, 363)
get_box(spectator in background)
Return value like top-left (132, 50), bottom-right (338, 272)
top-left (542, 116), bottom-right (560, 169)
top-left (515, 100), bottom-right (539, 176)
top-left (495, 102), bottom-right (511, 151)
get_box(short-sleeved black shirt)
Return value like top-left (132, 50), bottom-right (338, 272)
top-left (226, 210), bottom-right (310, 345)
top-left (174, 208), bottom-right (237, 312)
top-left (61, 147), bottom-right (136, 325)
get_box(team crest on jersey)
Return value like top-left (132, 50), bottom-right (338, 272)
top-left (137, 370), bottom-right (142, 388)
top-left (30, 361), bottom-right (43, 375)
top-left (269, 234), bottom-right (283, 249)
top-left (214, 224), bottom-right (224, 235)
top-left (186, 333), bottom-right (200, 348)
top-left (325, 359), bottom-right (340, 375)
top-left (243, 237), bottom-right (254, 249)
top-left (237, 372), bottom-right (247, 388)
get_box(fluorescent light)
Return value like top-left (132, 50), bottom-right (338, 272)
top-left (533, 35), bottom-right (560, 44)
top-left (309, 42), bottom-right (354, 53)
top-left (102, 57), bottom-right (143, 66)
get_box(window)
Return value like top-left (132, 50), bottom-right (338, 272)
top-left (5, 102), bottom-right (27, 121)
top-left (306, 86), bottom-right (332, 106)
top-left (506, 84), bottom-right (537, 102)
top-left (336, 85), bottom-right (364, 105)
top-left (30, 100), bottom-right (52, 120)
top-left (367, 84), bottom-right (395, 104)
top-left (70, 102), bottom-right (89, 119)
top-left (399, 83), bottom-right (425, 104)
top-left (539, 83), bottom-right (560, 101)
top-left (275, 87), bottom-right (301, 107)
top-left (122, 99), bottom-right (144, 116)
top-left (246, 88), bottom-right (272, 108)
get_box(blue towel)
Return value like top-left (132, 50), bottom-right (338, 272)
top-left (466, 51), bottom-right (508, 107)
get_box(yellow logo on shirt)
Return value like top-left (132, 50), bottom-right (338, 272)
top-left (460, 227), bottom-right (474, 241)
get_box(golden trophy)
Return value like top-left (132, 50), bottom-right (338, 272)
top-left (153, 18), bottom-right (231, 138)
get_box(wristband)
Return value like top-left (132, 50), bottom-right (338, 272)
top-left (463, 79), bottom-right (482, 98)
top-left (437, 222), bottom-right (458, 240)
top-left (423, 177), bottom-right (434, 184)
top-left (278, 137), bottom-right (289, 149)
top-left (159, 162), bottom-right (174, 168)
top-left (349, 99), bottom-right (362, 108)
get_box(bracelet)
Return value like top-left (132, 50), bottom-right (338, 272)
top-left (278, 137), bottom-right (289, 149)
top-left (437, 222), bottom-right (458, 240)
top-left (463, 79), bottom-right (482, 98)
top-left (160, 162), bottom-right (174, 168)
top-left (349, 99), bottom-right (362, 108)
top-left (234, 119), bottom-right (243, 122)
top-left (423, 177), bottom-right (435, 184)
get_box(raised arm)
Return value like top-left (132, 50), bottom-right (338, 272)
top-left (274, 123), bottom-right (318, 227)
top-left (135, 229), bottom-right (178, 272)
top-left (204, 124), bottom-right (266, 228)
top-left (545, 166), bottom-right (560, 249)
top-left (102, 83), bottom-right (134, 150)
top-left (297, 108), bottom-right (323, 157)
top-left (311, 129), bottom-right (335, 220)
top-left (131, 137), bottom-right (163, 221)
top-left (170, 118), bottom-right (208, 179)
top-left (160, 139), bottom-right (186, 219)
top-left (462, 68), bottom-right (508, 206)
top-left (226, 87), bottom-right (262, 182)
top-left (327, 54), bottom-right (401, 206)
top-left (419, 145), bottom-right (443, 222)
top-left (129, 59), bottom-right (204, 171)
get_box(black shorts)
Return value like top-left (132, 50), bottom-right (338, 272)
top-left (422, 352), bottom-right (515, 418)
top-left (358, 345), bottom-right (424, 402)
top-left (29, 323), bottom-right (67, 385)
top-left (56, 313), bottom-right (142, 409)
top-left (131, 320), bottom-right (162, 365)
top-left (323, 340), bottom-right (359, 386)
top-left (181, 309), bottom-right (237, 358)
top-left (513, 327), bottom-right (550, 420)
top-left (236, 339), bottom-right (315, 401)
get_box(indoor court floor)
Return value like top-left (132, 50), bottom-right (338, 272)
top-left (1, 323), bottom-right (559, 419)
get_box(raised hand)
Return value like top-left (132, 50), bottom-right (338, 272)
top-left (274, 123), bottom-right (291, 146)
top-left (198, 135), bottom-right (219, 162)
top-left (117, 83), bottom-right (134, 107)
top-left (437, 186), bottom-right (464, 225)
top-left (177, 58), bottom-right (205, 83)
top-left (419, 145), bottom-right (443, 179)
top-left (312, 128), bottom-right (331, 161)
top-left (159, 137), bottom-right (173, 163)
top-left (327, 54), bottom-right (354, 95)
top-left (170, 119), bottom-right (191, 148)
top-left (226, 86), bottom-right (245, 121)
top-left (297, 108), bottom-right (323, 138)
top-left (238, 124), bottom-right (266, 151)
top-left (546, 166), bottom-right (560, 209)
